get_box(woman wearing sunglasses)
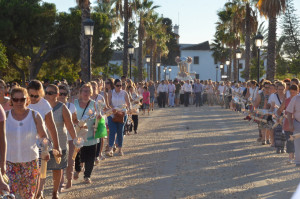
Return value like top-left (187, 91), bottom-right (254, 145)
top-left (74, 83), bottom-right (99, 184)
top-left (6, 87), bottom-right (49, 199)
top-left (27, 80), bottom-right (61, 199)
top-left (106, 79), bottom-right (131, 157)
top-left (41, 84), bottom-right (77, 198)
top-left (57, 85), bottom-right (78, 189)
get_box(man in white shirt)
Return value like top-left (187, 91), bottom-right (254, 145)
top-left (168, 80), bottom-right (176, 107)
top-left (183, 80), bottom-right (192, 107)
top-left (157, 80), bottom-right (166, 108)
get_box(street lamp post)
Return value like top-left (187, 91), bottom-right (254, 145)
top-left (220, 63), bottom-right (224, 77)
top-left (255, 32), bottom-right (264, 83)
top-left (157, 62), bottom-right (161, 81)
top-left (236, 48), bottom-right (242, 83)
top-left (83, 18), bottom-right (95, 82)
top-left (216, 65), bottom-right (219, 81)
top-left (164, 67), bottom-right (167, 80)
top-left (225, 60), bottom-right (230, 79)
top-left (146, 55), bottom-right (151, 81)
top-left (128, 44), bottom-right (134, 79)
top-left (168, 67), bottom-right (172, 80)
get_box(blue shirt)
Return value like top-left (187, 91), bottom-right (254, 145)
top-left (194, 83), bottom-right (203, 93)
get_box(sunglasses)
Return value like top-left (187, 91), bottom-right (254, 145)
top-left (29, 94), bottom-right (39, 98)
top-left (59, 93), bottom-right (68, 96)
top-left (45, 91), bottom-right (57, 95)
top-left (115, 85), bottom-right (122, 87)
top-left (12, 97), bottom-right (26, 103)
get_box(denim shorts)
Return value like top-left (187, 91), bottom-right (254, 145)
top-left (150, 96), bottom-right (155, 103)
top-left (143, 103), bottom-right (150, 109)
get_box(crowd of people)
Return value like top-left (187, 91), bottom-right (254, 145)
top-left (1, 76), bottom-right (300, 198)
top-left (0, 76), bottom-right (157, 199)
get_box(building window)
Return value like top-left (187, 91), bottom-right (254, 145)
top-left (194, 56), bottom-right (199, 64)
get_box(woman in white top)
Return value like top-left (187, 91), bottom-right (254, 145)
top-left (27, 80), bottom-right (61, 199)
top-left (6, 87), bottom-right (49, 199)
top-left (106, 79), bottom-right (131, 156)
top-left (0, 104), bottom-right (9, 193)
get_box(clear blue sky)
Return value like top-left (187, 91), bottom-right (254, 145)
top-left (44, 0), bottom-right (300, 44)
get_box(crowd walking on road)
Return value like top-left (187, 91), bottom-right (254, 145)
top-left (2, 76), bottom-right (300, 198)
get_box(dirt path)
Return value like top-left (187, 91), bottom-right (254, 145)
top-left (44, 106), bottom-right (300, 199)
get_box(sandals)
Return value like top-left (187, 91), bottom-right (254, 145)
top-left (84, 177), bottom-right (92, 184)
top-left (74, 171), bottom-right (80, 180)
top-left (106, 150), bottom-right (113, 157)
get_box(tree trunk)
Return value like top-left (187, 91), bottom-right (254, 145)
top-left (11, 62), bottom-right (26, 86)
top-left (138, 23), bottom-right (143, 82)
top-left (244, 3), bottom-right (251, 81)
top-left (123, 0), bottom-right (129, 77)
top-left (153, 51), bottom-right (157, 81)
top-left (266, 16), bottom-right (276, 81)
top-left (233, 45), bottom-right (237, 82)
top-left (150, 42), bottom-right (153, 80)
top-left (80, 6), bottom-right (91, 83)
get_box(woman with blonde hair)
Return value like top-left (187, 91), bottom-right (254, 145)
top-left (74, 83), bottom-right (100, 184)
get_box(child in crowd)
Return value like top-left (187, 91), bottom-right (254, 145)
top-left (142, 86), bottom-right (150, 115)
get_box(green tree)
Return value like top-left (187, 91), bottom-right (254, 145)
top-left (0, 41), bottom-right (8, 69)
top-left (257, 0), bottom-right (286, 81)
top-left (280, 0), bottom-right (300, 59)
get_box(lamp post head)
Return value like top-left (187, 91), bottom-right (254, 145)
top-left (168, 67), bottom-right (172, 72)
top-left (146, 55), bottom-right (151, 63)
top-left (255, 32), bottom-right (264, 48)
top-left (225, 60), bottom-right (230, 65)
top-left (156, 62), bottom-right (161, 67)
top-left (83, 18), bottom-right (95, 36)
top-left (128, 44), bottom-right (134, 55)
top-left (220, 64), bottom-right (224, 69)
top-left (236, 48), bottom-right (242, 59)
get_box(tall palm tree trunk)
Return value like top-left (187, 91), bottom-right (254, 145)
top-left (123, 0), bottom-right (129, 77)
top-left (80, 5), bottom-right (91, 82)
top-left (138, 22), bottom-right (143, 82)
top-left (244, 2), bottom-right (251, 81)
top-left (153, 51), bottom-right (157, 81)
top-left (233, 45), bottom-right (237, 82)
top-left (266, 16), bottom-right (276, 81)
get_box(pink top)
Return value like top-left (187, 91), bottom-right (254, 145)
top-left (143, 91), bottom-right (150, 104)
top-left (1, 99), bottom-right (11, 111)
top-left (286, 95), bottom-right (300, 122)
top-left (0, 104), bottom-right (5, 122)
top-left (283, 97), bottom-right (292, 131)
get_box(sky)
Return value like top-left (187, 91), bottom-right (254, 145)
top-left (44, 0), bottom-right (300, 45)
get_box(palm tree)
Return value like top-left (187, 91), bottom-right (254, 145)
top-left (115, 0), bottom-right (134, 76)
top-left (241, 0), bottom-right (258, 80)
top-left (76, 0), bottom-right (92, 82)
top-left (215, 1), bottom-right (244, 81)
top-left (257, 0), bottom-right (286, 81)
top-left (134, 0), bottom-right (159, 81)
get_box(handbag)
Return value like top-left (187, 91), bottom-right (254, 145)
top-left (112, 111), bottom-right (125, 123)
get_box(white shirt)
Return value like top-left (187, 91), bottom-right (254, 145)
top-left (183, 83), bottom-right (192, 92)
top-left (218, 86), bottom-right (225, 95)
top-left (168, 84), bottom-right (175, 93)
top-left (157, 84), bottom-right (165, 93)
top-left (249, 87), bottom-right (258, 101)
top-left (286, 90), bottom-right (291, 98)
top-left (163, 84), bottom-right (168, 92)
top-left (268, 93), bottom-right (284, 112)
top-left (112, 89), bottom-right (127, 108)
top-left (28, 98), bottom-right (52, 120)
top-left (6, 110), bottom-right (42, 163)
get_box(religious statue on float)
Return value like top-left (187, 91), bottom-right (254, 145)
top-left (175, 56), bottom-right (193, 79)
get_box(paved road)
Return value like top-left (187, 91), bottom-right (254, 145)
top-left (44, 106), bottom-right (300, 199)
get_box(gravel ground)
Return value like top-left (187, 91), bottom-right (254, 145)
top-left (43, 105), bottom-right (300, 199)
